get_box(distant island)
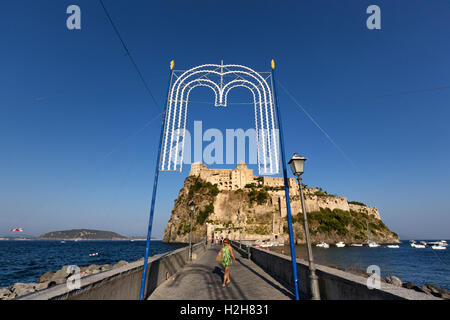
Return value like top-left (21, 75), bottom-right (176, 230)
top-left (38, 229), bottom-right (128, 241)
top-left (0, 230), bottom-right (160, 241)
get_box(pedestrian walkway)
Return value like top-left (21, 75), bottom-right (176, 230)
top-left (148, 245), bottom-right (293, 300)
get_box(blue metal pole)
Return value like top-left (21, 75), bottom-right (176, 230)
top-left (139, 62), bottom-right (174, 300)
top-left (271, 60), bottom-right (300, 300)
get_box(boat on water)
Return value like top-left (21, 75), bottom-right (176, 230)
top-left (350, 244), bottom-right (363, 247)
top-left (411, 243), bottom-right (426, 248)
top-left (387, 245), bottom-right (400, 248)
top-left (432, 245), bottom-right (446, 250)
top-left (255, 239), bottom-right (283, 248)
top-left (335, 241), bottom-right (345, 248)
top-left (426, 240), bottom-right (448, 247)
top-left (366, 221), bottom-right (380, 247)
top-left (316, 242), bottom-right (329, 248)
top-left (60, 241), bottom-right (65, 243)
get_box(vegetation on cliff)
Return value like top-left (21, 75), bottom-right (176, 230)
top-left (163, 176), bottom-right (399, 244)
top-left (288, 208), bottom-right (398, 244)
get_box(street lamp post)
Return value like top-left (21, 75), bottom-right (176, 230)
top-left (188, 200), bottom-right (195, 261)
top-left (288, 153), bottom-right (321, 300)
top-left (237, 209), bottom-right (241, 249)
top-left (205, 222), bottom-right (209, 246)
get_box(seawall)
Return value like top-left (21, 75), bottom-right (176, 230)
top-left (230, 240), bottom-right (440, 300)
top-left (17, 242), bottom-right (207, 300)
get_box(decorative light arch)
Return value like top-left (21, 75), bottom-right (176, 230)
top-left (140, 61), bottom-right (301, 301)
top-left (160, 63), bottom-right (280, 175)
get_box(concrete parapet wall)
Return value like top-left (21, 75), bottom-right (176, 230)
top-left (17, 242), bottom-right (208, 300)
top-left (230, 241), bottom-right (439, 300)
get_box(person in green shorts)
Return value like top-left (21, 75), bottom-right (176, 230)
top-left (220, 238), bottom-right (237, 287)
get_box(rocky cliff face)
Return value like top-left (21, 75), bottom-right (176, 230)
top-left (163, 176), bottom-right (399, 244)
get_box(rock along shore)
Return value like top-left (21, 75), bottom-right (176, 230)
top-left (0, 258), bottom-right (143, 300)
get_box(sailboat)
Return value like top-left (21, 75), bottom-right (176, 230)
top-left (366, 220), bottom-right (380, 247)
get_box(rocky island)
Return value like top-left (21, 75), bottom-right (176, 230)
top-left (163, 162), bottom-right (399, 245)
top-left (38, 229), bottom-right (129, 241)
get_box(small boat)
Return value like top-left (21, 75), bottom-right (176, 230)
top-left (350, 244), bottom-right (363, 247)
top-left (60, 241), bottom-right (66, 243)
top-left (432, 245), bottom-right (446, 250)
top-left (368, 241), bottom-right (380, 248)
top-left (387, 245), bottom-right (399, 248)
top-left (411, 243), bottom-right (426, 248)
top-left (366, 221), bottom-right (379, 247)
top-left (316, 242), bottom-right (329, 248)
top-left (335, 241), bottom-right (345, 248)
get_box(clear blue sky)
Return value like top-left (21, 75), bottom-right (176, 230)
top-left (1, 0), bottom-right (449, 239)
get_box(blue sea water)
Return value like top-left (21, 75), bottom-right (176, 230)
top-left (0, 240), bottom-right (186, 288)
top-left (285, 240), bottom-right (450, 290)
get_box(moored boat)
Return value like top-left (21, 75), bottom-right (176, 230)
top-left (368, 241), bottom-right (380, 247)
top-left (335, 241), bottom-right (345, 248)
top-left (316, 242), bottom-right (329, 248)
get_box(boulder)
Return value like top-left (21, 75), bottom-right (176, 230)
top-left (113, 260), bottom-right (128, 269)
top-left (423, 284), bottom-right (441, 296)
top-left (39, 271), bottom-right (55, 283)
top-left (440, 293), bottom-right (450, 300)
top-left (52, 268), bottom-right (70, 284)
top-left (35, 281), bottom-right (55, 291)
top-left (414, 285), bottom-right (430, 294)
top-left (385, 276), bottom-right (403, 287)
top-left (423, 284), bottom-right (450, 299)
top-left (84, 264), bottom-right (101, 274)
top-left (0, 287), bottom-right (13, 300)
top-left (10, 283), bottom-right (36, 297)
top-left (100, 264), bottom-right (112, 272)
top-left (403, 282), bottom-right (415, 290)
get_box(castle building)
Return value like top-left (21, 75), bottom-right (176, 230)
top-left (189, 162), bottom-right (298, 190)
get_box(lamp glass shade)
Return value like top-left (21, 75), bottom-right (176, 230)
top-left (188, 200), bottom-right (195, 211)
top-left (288, 154), bottom-right (307, 175)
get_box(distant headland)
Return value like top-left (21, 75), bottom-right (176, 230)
top-left (38, 229), bottom-right (129, 241)
top-left (0, 229), bottom-right (159, 241)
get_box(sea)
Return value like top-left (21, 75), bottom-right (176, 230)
top-left (0, 240), bottom-right (186, 289)
top-left (272, 240), bottom-right (450, 290)
top-left (0, 240), bottom-right (449, 291)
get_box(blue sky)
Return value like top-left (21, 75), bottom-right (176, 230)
top-left (0, 0), bottom-right (449, 239)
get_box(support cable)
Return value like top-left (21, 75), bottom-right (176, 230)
top-left (99, 0), bottom-right (161, 112)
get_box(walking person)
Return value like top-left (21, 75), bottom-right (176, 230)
top-left (218, 238), bottom-right (237, 287)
